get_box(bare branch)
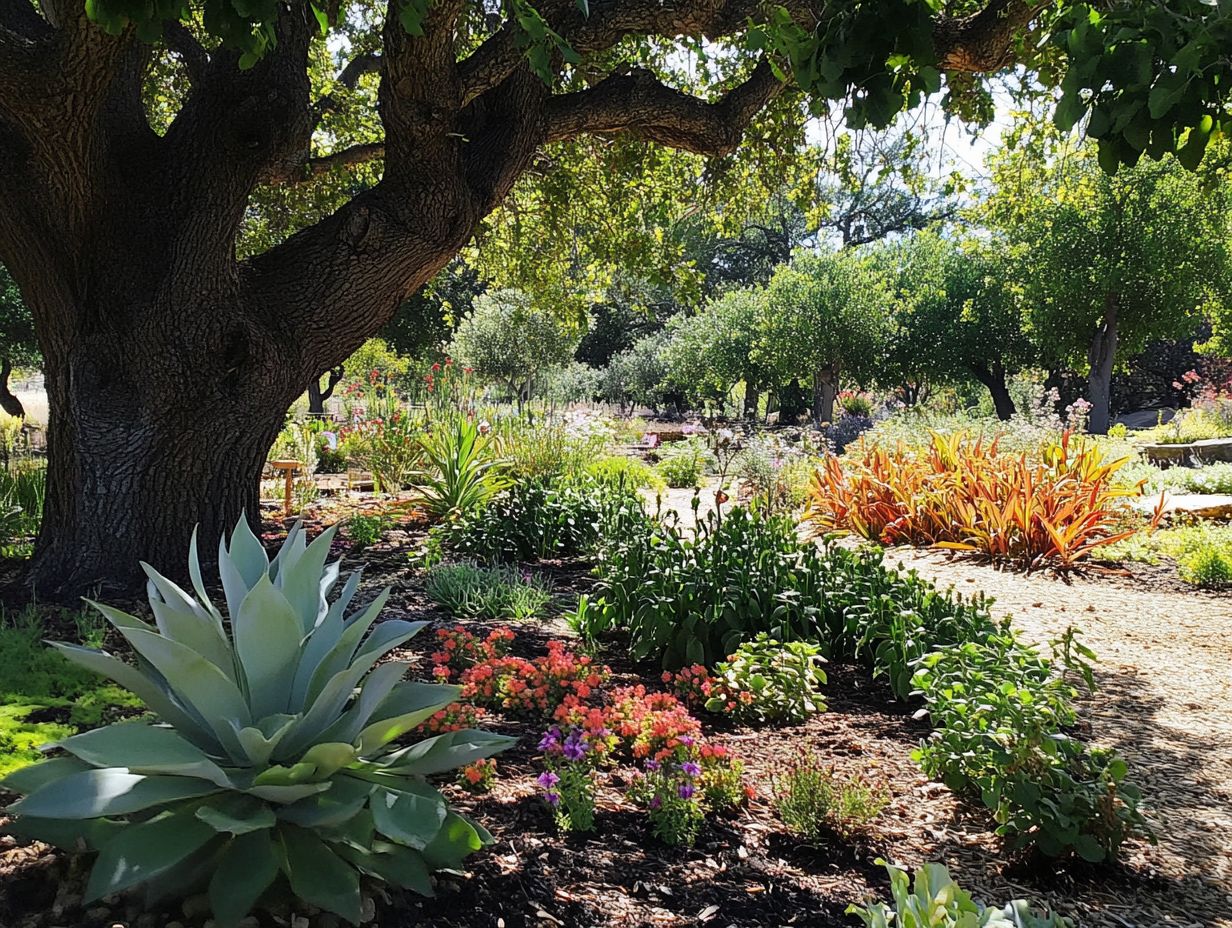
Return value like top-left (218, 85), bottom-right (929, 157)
top-left (265, 141), bottom-right (385, 184)
top-left (546, 59), bottom-right (784, 156)
top-left (338, 50), bottom-right (381, 89)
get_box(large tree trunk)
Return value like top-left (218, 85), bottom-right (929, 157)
top-left (969, 361), bottom-right (1016, 421)
top-left (30, 294), bottom-right (302, 595)
top-left (812, 365), bottom-right (839, 425)
top-left (1086, 295), bottom-right (1119, 435)
top-left (0, 358), bottom-right (25, 418)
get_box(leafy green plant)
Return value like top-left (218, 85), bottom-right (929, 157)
top-left (2, 518), bottom-right (512, 926)
top-left (417, 416), bottom-right (510, 521)
top-left (772, 752), bottom-right (888, 840)
top-left (655, 438), bottom-right (712, 489)
top-left (912, 634), bottom-right (1151, 862)
top-left (848, 861), bottom-right (1071, 928)
top-left (436, 474), bottom-right (637, 562)
top-left (426, 561), bottom-right (552, 622)
top-left (705, 635), bottom-right (827, 724)
top-left (346, 511), bottom-right (391, 550)
top-left (585, 453), bottom-right (666, 492)
top-left (1178, 544), bottom-right (1232, 588)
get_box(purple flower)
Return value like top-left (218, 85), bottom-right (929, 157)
top-left (677, 782), bottom-right (696, 800)
top-left (545, 791), bottom-right (560, 807)
top-left (562, 730), bottom-right (587, 761)
top-left (680, 761), bottom-right (701, 778)
top-left (649, 797), bottom-right (662, 810)
top-left (538, 729), bottom-right (560, 751)
top-left (678, 736), bottom-right (695, 747)
top-left (643, 759), bottom-right (660, 772)
top-left (537, 771), bottom-right (560, 789)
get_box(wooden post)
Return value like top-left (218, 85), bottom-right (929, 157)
top-left (271, 460), bottom-right (301, 519)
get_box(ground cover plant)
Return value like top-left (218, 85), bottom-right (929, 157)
top-left (1099, 519), bottom-right (1232, 588)
top-left (2, 519), bottom-right (512, 926)
top-left (806, 431), bottom-right (1150, 569)
top-left (425, 561), bottom-right (553, 622)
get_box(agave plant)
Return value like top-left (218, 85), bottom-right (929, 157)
top-left (1, 517), bottom-right (513, 926)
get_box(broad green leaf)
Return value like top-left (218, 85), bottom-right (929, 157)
top-left (278, 825), bottom-right (363, 923)
top-left (278, 524), bottom-right (339, 632)
top-left (420, 811), bottom-right (486, 870)
top-left (379, 729), bottom-right (516, 776)
top-left (209, 829), bottom-right (280, 927)
top-left (85, 809), bottom-right (219, 902)
top-left (50, 642), bottom-right (219, 752)
top-left (234, 574), bottom-right (304, 719)
top-left (338, 841), bottom-right (433, 896)
top-left (58, 723), bottom-right (228, 784)
top-left (370, 781), bottom-right (448, 849)
top-left (2, 814), bottom-right (124, 851)
top-left (196, 794), bottom-right (277, 834)
top-left (0, 755), bottom-right (89, 794)
top-left (352, 681), bottom-right (459, 755)
top-left (12, 769), bottom-right (220, 819)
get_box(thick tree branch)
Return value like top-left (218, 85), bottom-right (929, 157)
top-left (163, 21), bottom-right (209, 84)
top-left (0, 0), bottom-right (48, 39)
top-left (546, 59), bottom-right (783, 156)
top-left (936, 0), bottom-right (1044, 72)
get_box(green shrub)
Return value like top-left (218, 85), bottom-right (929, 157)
top-left (2, 518), bottom-right (511, 925)
top-left (585, 454), bottom-right (665, 492)
top-left (849, 861), bottom-right (1071, 928)
top-left (1178, 544), bottom-right (1232, 587)
top-left (0, 462), bottom-right (44, 556)
top-left (772, 753), bottom-right (888, 840)
top-left (912, 634), bottom-right (1152, 862)
top-left (345, 511), bottom-right (391, 549)
top-left (655, 438), bottom-right (712, 488)
top-left (705, 635), bottom-right (827, 724)
top-left (436, 475), bottom-right (637, 563)
top-left (426, 561), bottom-right (553, 621)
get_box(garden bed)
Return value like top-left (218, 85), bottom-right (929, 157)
top-left (2, 532), bottom-right (1226, 928)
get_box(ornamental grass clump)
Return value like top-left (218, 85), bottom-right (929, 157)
top-left (1, 517), bottom-right (513, 927)
top-left (805, 430), bottom-right (1152, 569)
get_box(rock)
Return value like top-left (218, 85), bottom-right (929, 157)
top-left (181, 895), bottom-right (213, 921)
top-left (237, 918), bottom-right (261, 928)
top-left (359, 897), bottom-right (376, 923)
top-left (1143, 437), bottom-right (1232, 466)
top-left (1132, 491), bottom-right (1232, 520)
top-left (291, 916), bottom-right (311, 928)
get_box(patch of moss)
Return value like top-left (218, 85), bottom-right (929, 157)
top-left (0, 623), bottom-right (144, 777)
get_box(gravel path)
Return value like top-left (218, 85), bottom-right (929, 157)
top-left (883, 548), bottom-right (1232, 927)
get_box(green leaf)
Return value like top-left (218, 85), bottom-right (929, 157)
top-left (209, 829), bottom-right (280, 928)
top-left (233, 573), bottom-right (304, 719)
top-left (57, 723), bottom-right (228, 784)
top-left (196, 794), bottom-right (278, 835)
top-left (420, 811), bottom-right (486, 870)
top-left (339, 841), bottom-right (434, 895)
top-left (0, 756), bottom-right (89, 794)
top-left (1072, 833), bottom-right (1106, 863)
top-left (12, 769), bottom-right (221, 819)
top-left (379, 729), bottom-right (517, 776)
top-left (84, 809), bottom-right (219, 902)
top-left (278, 825), bottom-right (363, 923)
top-left (370, 781), bottom-right (448, 849)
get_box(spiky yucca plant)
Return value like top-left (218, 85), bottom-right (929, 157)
top-left (1, 517), bottom-right (513, 926)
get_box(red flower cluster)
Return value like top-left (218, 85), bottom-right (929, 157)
top-left (430, 625), bottom-right (516, 681)
top-left (460, 640), bottom-right (609, 717)
top-left (458, 757), bottom-right (497, 793)
top-left (604, 686), bottom-right (703, 762)
top-left (661, 664), bottom-right (714, 708)
top-left (552, 695), bottom-right (618, 757)
top-left (415, 700), bottom-right (484, 736)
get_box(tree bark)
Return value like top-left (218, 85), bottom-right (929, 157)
top-left (307, 366), bottom-right (343, 416)
top-left (813, 365), bottom-right (839, 425)
top-left (743, 382), bottom-right (759, 419)
top-left (1086, 294), bottom-right (1119, 435)
top-left (0, 358), bottom-right (24, 418)
top-left (969, 361), bottom-right (1016, 421)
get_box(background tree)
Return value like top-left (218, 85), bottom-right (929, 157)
top-left (601, 332), bottom-right (671, 415)
top-left (0, 266), bottom-right (38, 419)
top-left (663, 288), bottom-right (776, 417)
top-left (878, 232), bottom-right (1033, 418)
top-left (1, 0), bottom-right (1228, 591)
top-left (988, 143), bottom-right (1231, 432)
top-left (450, 289), bottom-right (578, 408)
top-left (762, 251), bottom-right (892, 423)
